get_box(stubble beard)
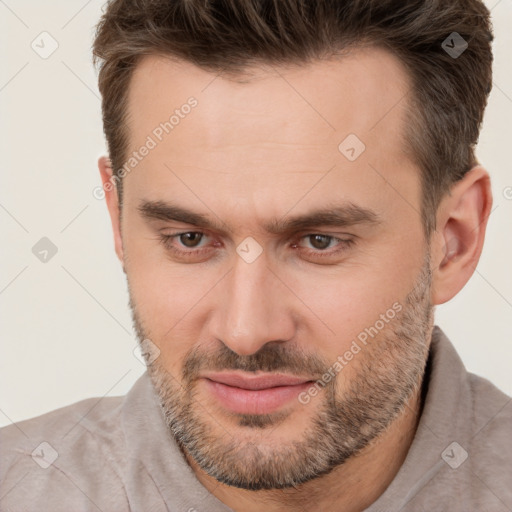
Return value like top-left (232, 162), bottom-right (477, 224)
top-left (129, 255), bottom-right (434, 490)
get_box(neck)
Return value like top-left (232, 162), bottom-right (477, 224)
top-left (186, 383), bottom-right (424, 512)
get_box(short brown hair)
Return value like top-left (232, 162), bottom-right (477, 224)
top-left (92, 0), bottom-right (493, 237)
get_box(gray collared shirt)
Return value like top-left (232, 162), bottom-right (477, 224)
top-left (1, 326), bottom-right (511, 511)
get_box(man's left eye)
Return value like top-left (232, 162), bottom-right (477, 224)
top-left (299, 234), bottom-right (353, 251)
top-left (302, 234), bottom-right (338, 250)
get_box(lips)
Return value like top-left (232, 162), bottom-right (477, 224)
top-left (200, 372), bottom-right (315, 415)
top-left (201, 372), bottom-right (312, 390)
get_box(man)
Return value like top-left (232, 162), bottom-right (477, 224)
top-left (1, 0), bottom-right (511, 510)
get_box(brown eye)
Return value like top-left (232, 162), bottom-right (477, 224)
top-left (179, 232), bottom-right (203, 247)
top-left (308, 235), bottom-right (333, 250)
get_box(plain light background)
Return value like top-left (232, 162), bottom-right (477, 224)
top-left (1, 0), bottom-right (511, 428)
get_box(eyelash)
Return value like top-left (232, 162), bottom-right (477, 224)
top-left (158, 232), bottom-right (356, 261)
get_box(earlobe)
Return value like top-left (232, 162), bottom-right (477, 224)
top-left (98, 155), bottom-right (125, 266)
top-left (431, 166), bottom-right (493, 305)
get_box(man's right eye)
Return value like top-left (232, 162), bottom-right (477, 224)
top-left (158, 231), bottom-right (215, 261)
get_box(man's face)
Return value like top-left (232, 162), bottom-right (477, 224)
top-left (120, 48), bottom-right (435, 489)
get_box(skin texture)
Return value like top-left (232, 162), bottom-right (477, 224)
top-left (99, 47), bottom-right (493, 512)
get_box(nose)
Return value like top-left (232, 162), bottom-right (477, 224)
top-left (210, 250), bottom-right (296, 356)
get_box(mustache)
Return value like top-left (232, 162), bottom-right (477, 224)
top-left (181, 342), bottom-right (330, 382)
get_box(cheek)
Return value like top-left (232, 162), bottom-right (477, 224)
top-left (124, 229), bottom-right (214, 354)
top-left (129, 263), bottom-right (213, 335)
top-left (286, 258), bottom-right (413, 356)
top-left (287, 275), bottom-right (404, 393)
top-left (297, 279), bottom-right (384, 353)
top-left (128, 267), bottom-right (209, 377)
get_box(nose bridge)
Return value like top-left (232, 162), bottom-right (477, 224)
top-left (213, 252), bottom-right (294, 355)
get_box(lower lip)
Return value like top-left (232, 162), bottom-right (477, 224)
top-left (203, 379), bottom-right (313, 415)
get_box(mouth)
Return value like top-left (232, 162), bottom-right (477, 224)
top-left (200, 372), bottom-right (315, 415)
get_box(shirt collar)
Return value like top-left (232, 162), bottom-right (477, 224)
top-left (366, 325), bottom-right (472, 510)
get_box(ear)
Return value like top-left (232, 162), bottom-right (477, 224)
top-left (430, 165), bottom-right (493, 305)
top-left (98, 156), bottom-right (125, 267)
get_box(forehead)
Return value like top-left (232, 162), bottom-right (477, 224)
top-left (127, 46), bottom-right (412, 150)
top-left (123, 47), bottom-right (419, 228)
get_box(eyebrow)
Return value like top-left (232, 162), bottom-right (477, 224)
top-left (138, 200), bottom-right (382, 234)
